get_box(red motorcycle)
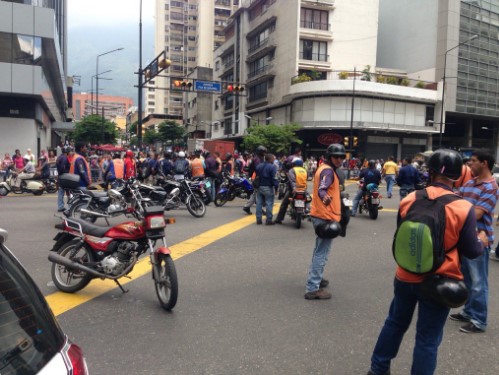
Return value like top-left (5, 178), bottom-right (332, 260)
top-left (49, 205), bottom-right (178, 311)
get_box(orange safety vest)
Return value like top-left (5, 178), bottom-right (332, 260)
top-left (293, 166), bottom-right (308, 191)
top-left (69, 153), bottom-right (92, 184)
top-left (395, 186), bottom-right (473, 283)
top-left (310, 164), bottom-right (341, 222)
top-left (113, 159), bottom-right (124, 179)
top-left (454, 164), bottom-right (473, 189)
top-left (191, 158), bottom-right (204, 177)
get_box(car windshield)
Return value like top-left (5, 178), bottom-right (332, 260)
top-left (0, 244), bottom-right (65, 374)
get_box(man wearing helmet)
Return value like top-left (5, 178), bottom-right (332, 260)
top-left (274, 157), bottom-right (307, 224)
top-left (304, 144), bottom-right (346, 300)
top-left (367, 149), bottom-right (485, 375)
top-left (55, 146), bottom-right (71, 211)
top-left (351, 159), bottom-right (382, 216)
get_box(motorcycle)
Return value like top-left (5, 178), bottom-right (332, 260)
top-left (190, 176), bottom-right (212, 205)
top-left (214, 172), bottom-right (253, 207)
top-left (0, 167), bottom-right (45, 196)
top-left (277, 171), bottom-right (289, 200)
top-left (357, 182), bottom-right (382, 220)
top-left (49, 205), bottom-right (178, 311)
top-left (156, 177), bottom-right (206, 218)
top-left (287, 190), bottom-right (311, 229)
top-left (43, 176), bottom-right (58, 194)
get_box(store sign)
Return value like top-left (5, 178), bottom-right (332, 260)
top-left (317, 133), bottom-right (342, 145)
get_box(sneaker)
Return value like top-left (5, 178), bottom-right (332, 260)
top-left (304, 289), bottom-right (332, 300)
top-left (449, 313), bottom-right (470, 322)
top-left (243, 207), bottom-right (252, 215)
top-left (459, 322), bottom-right (485, 333)
top-left (256, 219), bottom-right (262, 225)
top-left (265, 221), bottom-right (275, 225)
top-left (319, 279), bottom-right (329, 288)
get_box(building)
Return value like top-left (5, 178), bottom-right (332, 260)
top-left (209, 0), bottom-right (439, 159)
top-left (0, 0), bottom-right (71, 157)
top-left (153, 0), bottom-right (240, 120)
top-left (378, 0), bottom-right (499, 156)
top-left (72, 92), bottom-right (133, 121)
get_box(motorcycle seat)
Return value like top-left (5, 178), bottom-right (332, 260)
top-left (69, 218), bottom-right (110, 237)
top-left (87, 190), bottom-right (108, 198)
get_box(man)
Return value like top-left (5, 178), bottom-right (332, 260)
top-left (144, 151), bottom-right (159, 185)
top-left (173, 151), bottom-right (189, 181)
top-left (275, 157), bottom-right (308, 224)
top-left (14, 156), bottom-right (35, 188)
top-left (243, 145), bottom-right (267, 215)
top-left (450, 149), bottom-right (498, 333)
top-left (305, 143), bottom-right (346, 300)
top-left (204, 151), bottom-right (219, 202)
top-left (34, 154), bottom-right (50, 180)
top-left (396, 156), bottom-right (422, 200)
top-left (190, 150), bottom-right (205, 178)
top-left (351, 160), bottom-right (382, 216)
top-left (367, 149), bottom-right (484, 375)
top-left (55, 146), bottom-right (71, 211)
top-left (224, 153), bottom-right (234, 176)
top-left (124, 150), bottom-right (137, 179)
top-left (255, 153), bottom-right (278, 225)
top-left (381, 155), bottom-right (398, 198)
top-left (69, 142), bottom-right (91, 189)
top-left (104, 153), bottom-right (124, 188)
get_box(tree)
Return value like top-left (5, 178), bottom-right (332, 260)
top-left (158, 120), bottom-right (187, 147)
top-left (242, 123), bottom-right (302, 154)
top-left (72, 114), bottom-right (119, 144)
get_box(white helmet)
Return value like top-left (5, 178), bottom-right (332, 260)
top-left (178, 151), bottom-right (185, 158)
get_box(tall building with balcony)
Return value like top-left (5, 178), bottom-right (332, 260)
top-left (153, 0), bottom-right (239, 120)
top-left (211, 0), bottom-right (441, 158)
top-left (0, 0), bottom-right (70, 156)
top-left (378, 0), bottom-right (499, 154)
top-left (72, 92), bottom-right (133, 121)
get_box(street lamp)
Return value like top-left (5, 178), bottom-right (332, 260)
top-left (244, 114), bottom-right (273, 125)
top-left (91, 70), bottom-right (112, 114)
top-left (96, 47), bottom-right (124, 115)
top-left (439, 34), bottom-right (478, 148)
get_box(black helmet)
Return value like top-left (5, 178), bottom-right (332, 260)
top-left (315, 220), bottom-right (342, 239)
top-left (368, 159), bottom-right (376, 169)
top-left (427, 149), bottom-right (463, 180)
top-left (256, 145), bottom-right (267, 156)
top-left (326, 144), bottom-right (346, 158)
top-left (225, 152), bottom-right (232, 160)
top-left (420, 274), bottom-right (469, 308)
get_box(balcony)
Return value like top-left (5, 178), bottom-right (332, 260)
top-left (246, 36), bottom-right (277, 62)
top-left (298, 52), bottom-right (331, 69)
top-left (247, 64), bottom-right (276, 82)
top-left (301, 0), bottom-right (335, 8)
top-left (299, 21), bottom-right (333, 41)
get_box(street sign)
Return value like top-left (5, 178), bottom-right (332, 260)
top-left (195, 80), bottom-right (222, 93)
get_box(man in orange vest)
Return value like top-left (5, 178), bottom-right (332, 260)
top-left (305, 144), bottom-right (346, 300)
top-left (367, 149), bottom-right (485, 375)
top-left (104, 153), bottom-right (124, 188)
top-left (69, 142), bottom-right (91, 189)
top-left (275, 157), bottom-right (307, 224)
top-left (190, 150), bottom-right (205, 178)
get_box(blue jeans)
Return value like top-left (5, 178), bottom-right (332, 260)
top-left (351, 188), bottom-right (364, 215)
top-left (460, 249), bottom-right (490, 330)
top-left (306, 217), bottom-right (334, 292)
top-left (370, 279), bottom-right (450, 375)
top-left (57, 186), bottom-right (66, 211)
top-left (399, 184), bottom-right (415, 200)
top-left (208, 177), bottom-right (217, 203)
top-left (256, 186), bottom-right (274, 223)
top-left (385, 175), bottom-right (396, 197)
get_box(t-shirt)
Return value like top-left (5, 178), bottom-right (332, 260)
top-left (383, 161), bottom-right (398, 175)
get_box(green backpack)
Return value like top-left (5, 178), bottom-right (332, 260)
top-left (392, 189), bottom-right (460, 274)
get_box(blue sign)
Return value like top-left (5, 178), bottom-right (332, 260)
top-left (195, 80), bottom-right (222, 93)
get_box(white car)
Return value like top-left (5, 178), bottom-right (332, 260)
top-left (0, 228), bottom-right (88, 374)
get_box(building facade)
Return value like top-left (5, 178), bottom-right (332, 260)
top-left (72, 92), bottom-right (134, 122)
top-left (0, 0), bottom-right (70, 157)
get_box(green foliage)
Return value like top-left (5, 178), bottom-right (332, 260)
top-left (386, 76), bottom-right (399, 85)
top-left (143, 128), bottom-right (161, 145)
top-left (128, 121), bottom-right (137, 135)
top-left (309, 69), bottom-right (321, 80)
top-left (361, 65), bottom-right (372, 81)
top-left (376, 75), bottom-right (386, 83)
top-left (416, 81), bottom-right (426, 89)
top-left (72, 114), bottom-right (119, 144)
top-left (157, 120), bottom-right (187, 146)
top-left (401, 78), bottom-right (410, 86)
top-left (338, 71), bottom-right (349, 80)
top-left (292, 73), bottom-right (312, 84)
top-left (242, 123), bottom-right (302, 154)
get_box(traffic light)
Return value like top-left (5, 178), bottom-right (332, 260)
top-left (225, 83), bottom-right (245, 95)
top-left (172, 79), bottom-right (193, 91)
top-left (353, 136), bottom-right (359, 147)
top-left (343, 136), bottom-right (349, 147)
top-left (159, 58), bottom-right (171, 69)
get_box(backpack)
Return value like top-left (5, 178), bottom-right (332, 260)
top-left (174, 159), bottom-right (187, 174)
top-left (392, 189), bottom-right (460, 274)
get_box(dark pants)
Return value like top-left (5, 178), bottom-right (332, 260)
top-left (276, 189), bottom-right (291, 222)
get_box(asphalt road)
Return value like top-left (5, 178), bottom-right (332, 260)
top-left (0, 184), bottom-right (498, 375)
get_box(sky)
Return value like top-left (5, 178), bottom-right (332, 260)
top-left (67, 0), bottom-right (156, 103)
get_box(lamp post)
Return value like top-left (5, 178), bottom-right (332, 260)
top-left (349, 67), bottom-right (356, 151)
top-left (439, 34), bottom-right (478, 148)
top-left (244, 114), bottom-right (273, 126)
top-left (91, 70), bottom-right (112, 114)
top-left (95, 47), bottom-right (124, 116)
top-left (138, 0), bottom-right (144, 150)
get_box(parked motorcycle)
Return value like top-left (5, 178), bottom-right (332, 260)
top-left (214, 172), bottom-right (253, 207)
top-left (287, 190), bottom-right (311, 229)
top-left (0, 167), bottom-right (45, 196)
top-left (49, 205), bottom-right (178, 311)
top-left (43, 176), bottom-right (58, 194)
top-left (157, 177), bottom-right (206, 218)
top-left (190, 176), bottom-right (212, 205)
top-left (358, 182), bottom-right (382, 220)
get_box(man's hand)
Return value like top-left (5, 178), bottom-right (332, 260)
top-left (478, 230), bottom-right (489, 248)
top-left (322, 194), bottom-right (332, 206)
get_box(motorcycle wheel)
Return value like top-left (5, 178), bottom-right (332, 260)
top-left (0, 186), bottom-right (8, 196)
top-left (154, 253), bottom-right (178, 311)
top-left (369, 205), bottom-right (379, 220)
top-left (69, 201), bottom-right (98, 223)
top-left (12, 186), bottom-right (23, 194)
top-left (186, 194), bottom-right (206, 218)
top-left (51, 239), bottom-right (94, 293)
top-left (46, 182), bottom-right (58, 194)
top-left (227, 191), bottom-right (236, 201)
top-left (214, 192), bottom-right (228, 207)
top-left (296, 214), bottom-right (302, 229)
top-left (32, 189), bottom-right (44, 196)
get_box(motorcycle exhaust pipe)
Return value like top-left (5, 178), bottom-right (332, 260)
top-left (79, 208), bottom-right (110, 218)
top-left (48, 253), bottom-right (105, 278)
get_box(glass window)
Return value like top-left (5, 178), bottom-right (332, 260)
top-left (300, 39), bottom-right (327, 61)
top-left (13, 34), bottom-right (34, 65)
top-left (0, 32), bottom-right (13, 63)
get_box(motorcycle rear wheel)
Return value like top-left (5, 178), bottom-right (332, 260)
top-left (51, 239), bottom-right (94, 293)
top-left (296, 214), bottom-right (302, 229)
top-left (0, 186), bottom-right (8, 196)
top-left (186, 194), bottom-right (206, 217)
top-left (69, 201), bottom-right (98, 223)
top-left (369, 205), bottom-right (379, 220)
top-left (46, 182), bottom-right (58, 194)
top-left (32, 189), bottom-right (44, 196)
top-left (214, 192), bottom-right (228, 207)
top-left (154, 253), bottom-right (178, 311)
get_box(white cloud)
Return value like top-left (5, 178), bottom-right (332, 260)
top-left (69, 0), bottom-right (155, 29)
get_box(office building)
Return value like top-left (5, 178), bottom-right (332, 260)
top-left (72, 92), bottom-right (134, 122)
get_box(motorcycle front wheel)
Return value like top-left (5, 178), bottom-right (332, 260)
top-left (214, 192), bottom-right (228, 207)
top-left (69, 201), bottom-right (98, 223)
top-left (51, 239), bottom-right (94, 293)
top-left (186, 194), bottom-right (206, 217)
top-left (154, 253), bottom-right (178, 311)
top-left (0, 186), bottom-right (8, 196)
top-left (46, 182), bottom-right (58, 194)
top-left (369, 205), bottom-right (379, 220)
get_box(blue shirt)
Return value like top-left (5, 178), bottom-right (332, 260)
top-left (256, 162), bottom-right (278, 187)
top-left (397, 164), bottom-right (421, 186)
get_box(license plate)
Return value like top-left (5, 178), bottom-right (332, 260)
top-left (294, 200), bottom-right (305, 208)
top-left (343, 198), bottom-right (353, 207)
top-left (371, 198), bottom-right (380, 204)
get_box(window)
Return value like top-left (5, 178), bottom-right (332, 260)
top-left (249, 81), bottom-right (268, 102)
top-left (0, 32), bottom-right (12, 63)
top-left (248, 25), bottom-right (275, 53)
top-left (300, 8), bottom-right (329, 30)
top-left (300, 39), bottom-right (328, 61)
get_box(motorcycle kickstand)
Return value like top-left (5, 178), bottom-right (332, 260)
top-left (114, 279), bottom-right (129, 293)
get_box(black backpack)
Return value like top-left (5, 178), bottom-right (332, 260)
top-left (392, 189), bottom-right (460, 274)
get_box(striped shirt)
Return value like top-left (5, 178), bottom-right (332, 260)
top-left (460, 176), bottom-right (499, 243)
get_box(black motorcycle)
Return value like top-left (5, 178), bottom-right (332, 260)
top-left (157, 177), bottom-right (206, 218)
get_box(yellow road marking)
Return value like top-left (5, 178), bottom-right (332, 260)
top-left (46, 205), bottom-right (279, 316)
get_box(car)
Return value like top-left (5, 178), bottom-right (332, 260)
top-left (0, 228), bottom-right (88, 375)
top-left (493, 165), bottom-right (499, 185)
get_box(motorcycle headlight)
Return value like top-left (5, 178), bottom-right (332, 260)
top-left (146, 215), bottom-right (166, 229)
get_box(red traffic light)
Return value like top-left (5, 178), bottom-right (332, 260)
top-left (227, 84), bottom-right (234, 92)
